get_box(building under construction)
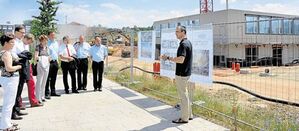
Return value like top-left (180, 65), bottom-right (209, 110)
top-left (153, 9), bottom-right (299, 67)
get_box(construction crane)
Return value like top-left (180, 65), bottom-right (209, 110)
top-left (200, 0), bottom-right (214, 13)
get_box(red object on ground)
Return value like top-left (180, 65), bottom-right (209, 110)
top-left (235, 63), bottom-right (240, 72)
top-left (153, 62), bottom-right (160, 73)
top-left (232, 62), bottom-right (235, 70)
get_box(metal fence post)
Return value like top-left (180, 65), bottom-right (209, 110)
top-left (130, 31), bottom-right (134, 83)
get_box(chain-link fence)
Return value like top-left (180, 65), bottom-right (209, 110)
top-left (105, 20), bottom-right (299, 130)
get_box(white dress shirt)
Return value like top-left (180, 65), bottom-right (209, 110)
top-left (11, 38), bottom-right (25, 58)
top-left (58, 43), bottom-right (77, 62)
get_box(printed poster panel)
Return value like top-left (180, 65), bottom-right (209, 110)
top-left (160, 24), bottom-right (213, 84)
top-left (138, 31), bottom-right (156, 62)
top-left (160, 28), bottom-right (178, 79)
top-left (189, 25), bottom-right (213, 84)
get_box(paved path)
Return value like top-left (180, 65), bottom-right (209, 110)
top-left (0, 75), bottom-right (229, 131)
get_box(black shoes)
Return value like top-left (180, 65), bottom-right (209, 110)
top-left (11, 113), bottom-right (22, 120)
top-left (72, 90), bottom-right (79, 93)
top-left (17, 111), bottom-right (28, 116)
top-left (12, 111), bottom-right (28, 120)
top-left (94, 88), bottom-right (102, 92)
top-left (50, 93), bottom-right (61, 97)
top-left (45, 95), bottom-right (51, 99)
top-left (172, 118), bottom-right (188, 124)
top-left (20, 106), bottom-right (26, 110)
top-left (66, 90), bottom-right (79, 94)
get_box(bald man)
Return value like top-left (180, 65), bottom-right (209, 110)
top-left (73, 35), bottom-right (90, 90)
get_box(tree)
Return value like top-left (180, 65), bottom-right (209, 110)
top-left (30, 19), bottom-right (43, 39)
top-left (23, 20), bottom-right (33, 26)
top-left (31, 0), bottom-right (62, 37)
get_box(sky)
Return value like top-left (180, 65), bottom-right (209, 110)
top-left (0, 0), bottom-right (298, 28)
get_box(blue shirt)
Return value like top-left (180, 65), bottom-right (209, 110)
top-left (48, 40), bottom-right (59, 60)
top-left (89, 44), bottom-right (108, 62)
top-left (73, 42), bottom-right (91, 59)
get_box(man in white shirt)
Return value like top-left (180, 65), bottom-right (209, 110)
top-left (11, 26), bottom-right (28, 120)
top-left (59, 36), bottom-right (79, 94)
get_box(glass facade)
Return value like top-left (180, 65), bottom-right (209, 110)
top-left (245, 46), bottom-right (259, 62)
top-left (168, 22), bottom-right (176, 29)
top-left (271, 18), bottom-right (283, 34)
top-left (294, 19), bottom-right (299, 35)
top-left (155, 14), bottom-right (299, 37)
top-left (259, 17), bottom-right (270, 34)
top-left (161, 24), bottom-right (168, 29)
top-left (283, 19), bottom-right (293, 34)
top-left (246, 15), bottom-right (258, 33)
top-left (245, 15), bottom-right (298, 35)
top-left (179, 20), bottom-right (188, 26)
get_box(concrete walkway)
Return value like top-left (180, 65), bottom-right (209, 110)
top-left (0, 75), bottom-right (229, 131)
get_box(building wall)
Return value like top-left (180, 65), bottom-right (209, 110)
top-left (283, 45), bottom-right (299, 63)
top-left (214, 44), bottom-right (229, 56)
top-left (153, 9), bottom-right (299, 66)
top-left (259, 45), bottom-right (272, 58)
top-left (228, 44), bottom-right (245, 59)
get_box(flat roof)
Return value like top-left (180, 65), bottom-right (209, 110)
top-left (153, 9), bottom-right (299, 24)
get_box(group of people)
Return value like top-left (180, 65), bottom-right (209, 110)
top-left (0, 26), bottom-right (108, 130)
top-left (0, 25), bottom-right (194, 130)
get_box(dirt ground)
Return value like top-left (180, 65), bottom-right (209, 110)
top-left (107, 56), bottom-right (299, 103)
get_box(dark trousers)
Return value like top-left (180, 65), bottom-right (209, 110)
top-left (77, 58), bottom-right (88, 89)
top-left (45, 60), bottom-right (59, 96)
top-left (12, 76), bottom-right (26, 114)
top-left (92, 61), bottom-right (104, 90)
top-left (61, 61), bottom-right (77, 91)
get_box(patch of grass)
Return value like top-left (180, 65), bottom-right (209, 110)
top-left (106, 66), bottom-right (299, 131)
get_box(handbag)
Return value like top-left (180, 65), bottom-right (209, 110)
top-left (32, 64), bottom-right (37, 76)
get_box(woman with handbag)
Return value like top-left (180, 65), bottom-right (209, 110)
top-left (34, 35), bottom-right (50, 104)
top-left (58, 36), bottom-right (79, 94)
top-left (0, 34), bottom-right (22, 131)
